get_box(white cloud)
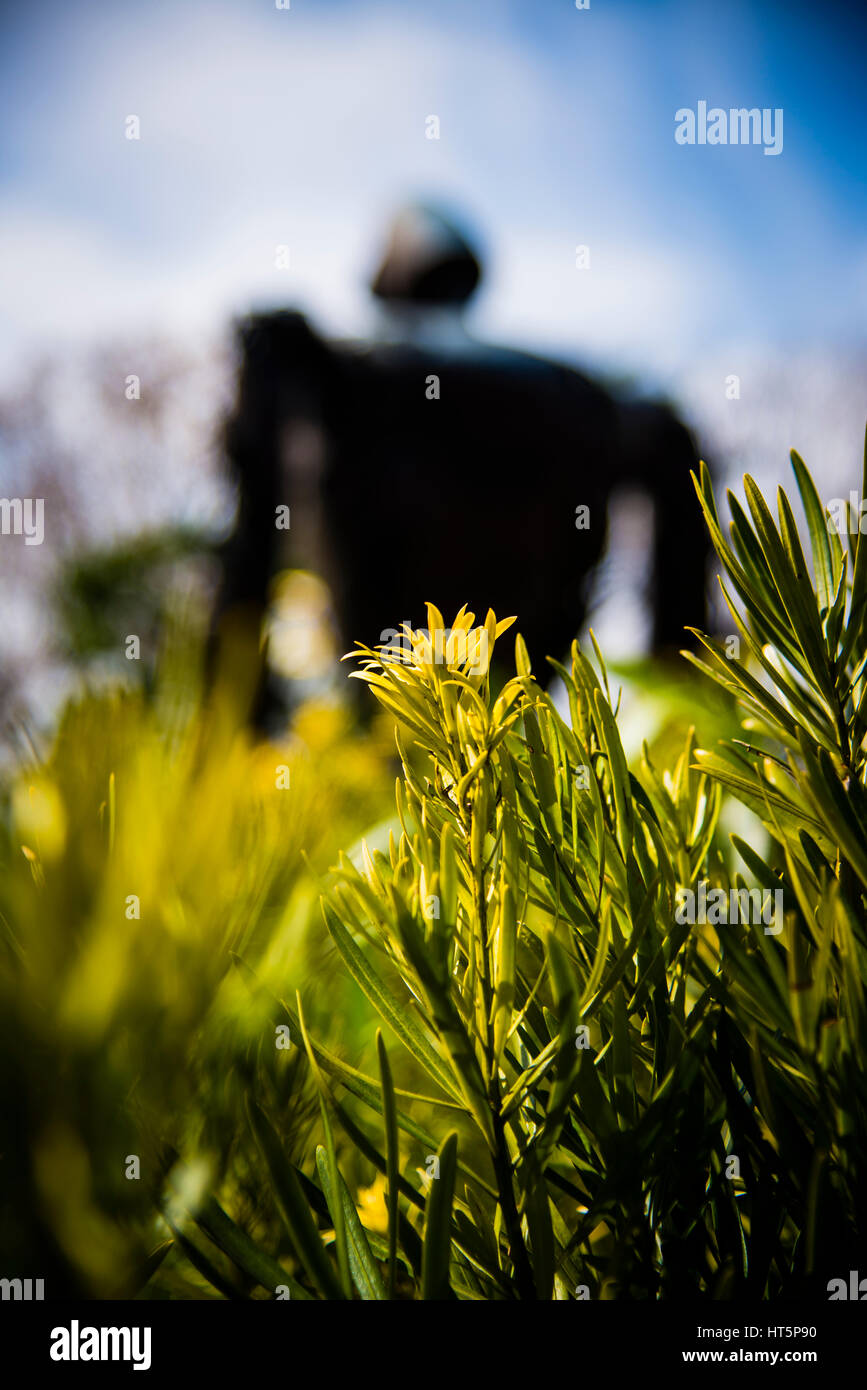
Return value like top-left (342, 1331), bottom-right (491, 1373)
top-left (0, 0), bottom-right (763, 373)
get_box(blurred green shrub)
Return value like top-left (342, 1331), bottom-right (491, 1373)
top-left (0, 632), bottom-right (395, 1296)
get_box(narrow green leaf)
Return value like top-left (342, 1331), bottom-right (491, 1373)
top-left (376, 1030), bottom-right (400, 1299)
top-left (316, 1147), bottom-right (387, 1300)
top-left (593, 688), bottom-right (633, 859)
top-left (246, 1098), bottom-right (345, 1301)
top-left (421, 1132), bottom-right (459, 1300)
top-left (322, 899), bottom-right (463, 1104)
top-left (791, 448), bottom-right (836, 614)
top-left (161, 1213), bottom-right (242, 1301)
top-left (192, 1195), bottom-right (313, 1301)
top-left (522, 1160), bottom-right (555, 1300)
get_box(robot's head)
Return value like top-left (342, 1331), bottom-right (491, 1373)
top-left (370, 203), bottom-right (482, 306)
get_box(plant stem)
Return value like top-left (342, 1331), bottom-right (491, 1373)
top-left (467, 762), bottom-right (535, 1298)
top-left (491, 1104), bottom-right (536, 1300)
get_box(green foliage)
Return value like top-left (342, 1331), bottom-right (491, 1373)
top-left (214, 439), bottom-right (866, 1300)
top-left (53, 527), bottom-right (212, 663)
top-left (0, 647), bottom-right (394, 1297)
top-left (2, 431), bottom-right (866, 1301)
top-left (682, 432), bottom-right (867, 1281)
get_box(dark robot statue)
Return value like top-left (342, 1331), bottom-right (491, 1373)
top-left (216, 205), bottom-right (711, 722)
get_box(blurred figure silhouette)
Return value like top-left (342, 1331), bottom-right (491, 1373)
top-left (215, 205), bottom-right (711, 725)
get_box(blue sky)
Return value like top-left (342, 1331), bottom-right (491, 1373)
top-left (0, 0), bottom-right (864, 384)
